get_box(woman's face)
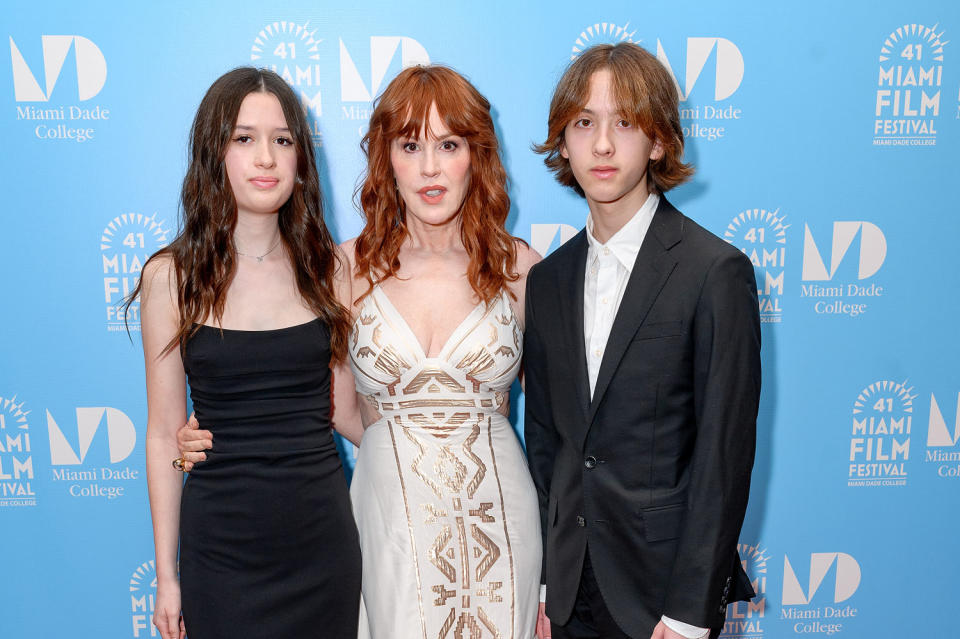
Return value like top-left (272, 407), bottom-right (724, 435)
top-left (390, 104), bottom-right (471, 229)
top-left (224, 91), bottom-right (298, 218)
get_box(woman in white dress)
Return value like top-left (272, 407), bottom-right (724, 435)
top-left (179, 65), bottom-right (542, 638)
top-left (339, 65), bottom-right (542, 639)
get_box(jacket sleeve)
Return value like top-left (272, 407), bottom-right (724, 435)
top-left (522, 263), bottom-right (561, 583)
top-left (662, 249), bottom-right (761, 627)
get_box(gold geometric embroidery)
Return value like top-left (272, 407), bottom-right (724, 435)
top-left (494, 345), bottom-right (515, 358)
top-left (462, 423), bottom-right (486, 499)
top-left (375, 344), bottom-right (409, 379)
top-left (358, 312), bottom-right (376, 325)
top-left (421, 503), bottom-right (448, 525)
top-left (399, 399), bottom-right (477, 409)
top-left (438, 608), bottom-right (456, 638)
top-left (512, 324), bottom-right (521, 350)
top-left (404, 425), bottom-right (443, 499)
top-left (456, 516), bottom-right (470, 589)
top-left (351, 323), bottom-right (359, 349)
top-left (495, 313), bottom-right (510, 326)
top-left (356, 346), bottom-right (375, 358)
top-left (409, 412), bottom-right (472, 439)
top-left (453, 611), bottom-right (483, 639)
top-left (456, 347), bottom-right (495, 379)
top-left (372, 324), bottom-right (383, 348)
top-left (472, 524), bottom-right (501, 582)
top-left (478, 607), bottom-right (503, 639)
top-left (436, 446), bottom-right (468, 493)
top-left (469, 503), bottom-right (495, 523)
top-left (428, 525), bottom-right (456, 583)
top-left (433, 584), bottom-right (457, 606)
top-left (477, 581), bottom-right (503, 604)
top-left (487, 324), bottom-right (498, 348)
top-left (405, 368), bottom-right (465, 394)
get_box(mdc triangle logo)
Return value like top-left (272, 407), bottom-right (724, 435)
top-left (782, 553), bottom-right (861, 605)
top-left (339, 36), bottom-right (429, 102)
top-left (655, 37), bottom-right (744, 101)
top-left (801, 222), bottom-right (887, 281)
top-left (9, 35), bottom-right (107, 102)
top-left (47, 407), bottom-right (135, 465)
top-left (927, 393), bottom-right (960, 447)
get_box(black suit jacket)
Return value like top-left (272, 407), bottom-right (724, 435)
top-left (523, 197), bottom-right (760, 638)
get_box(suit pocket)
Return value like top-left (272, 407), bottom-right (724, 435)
top-left (632, 320), bottom-right (683, 341)
top-left (640, 503), bottom-right (685, 542)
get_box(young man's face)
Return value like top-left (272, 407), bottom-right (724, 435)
top-left (560, 69), bottom-right (663, 217)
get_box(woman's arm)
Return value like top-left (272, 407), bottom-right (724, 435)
top-left (330, 241), bottom-right (364, 446)
top-left (140, 255), bottom-right (188, 639)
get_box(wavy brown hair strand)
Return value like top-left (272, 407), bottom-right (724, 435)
top-left (353, 65), bottom-right (522, 306)
top-left (126, 67), bottom-right (351, 362)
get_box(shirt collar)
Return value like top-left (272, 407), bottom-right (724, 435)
top-left (585, 192), bottom-right (660, 272)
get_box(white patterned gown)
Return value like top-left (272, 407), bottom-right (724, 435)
top-left (349, 285), bottom-right (541, 639)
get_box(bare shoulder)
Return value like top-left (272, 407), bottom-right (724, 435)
top-left (140, 253), bottom-right (176, 301)
top-left (513, 240), bottom-right (542, 278)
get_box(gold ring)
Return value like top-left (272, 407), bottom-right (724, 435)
top-left (172, 457), bottom-right (185, 471)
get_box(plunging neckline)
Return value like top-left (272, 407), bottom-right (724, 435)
top-left (372, 284), bottom-right (489, 361)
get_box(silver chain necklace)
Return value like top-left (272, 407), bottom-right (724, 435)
top-left (236, 236), bottom-right (282, 263)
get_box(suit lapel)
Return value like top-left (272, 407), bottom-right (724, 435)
top-left (557, 231), bottom-right (591, 421)
top-left (585, 199), bottom-right (684, 431)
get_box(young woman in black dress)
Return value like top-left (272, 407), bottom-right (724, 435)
top-left (133, 67), bottom-right (360, 639)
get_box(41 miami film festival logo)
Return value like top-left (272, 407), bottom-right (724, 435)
top-left (720, 542), bottom-right (769, 639)
top-left (724, 208), bottom-right (788, 323)
top-left (0, 394), bottom-right (36, 507)
top-left (101, 212), bottom-right (171, 332)
top-left (47, 406), bottom-right (139, 500)
top-left (781, 552), bottom-right (861, 636)
top-left (800, 221), bottom-right (887, 318)
top-left (926, 390), bottom-right (960, 478)
top-left (571, 21), bottom-right (744, 142)
top-left (251, 20), bottom-right (429, 144)
top-left (129, 559), bottom-right (157, 638)
top-left (874, 23), bottom-right (947, 146)
top-left (9, 35), bottom-right (109, 142)
top-left (848, 380), bottom-right (915, 487)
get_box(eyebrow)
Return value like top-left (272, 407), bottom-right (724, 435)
top-left (234, 124), bottom-right (291, 133)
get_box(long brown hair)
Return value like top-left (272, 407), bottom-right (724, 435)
top-left (534, 43), bottom-right (694, 195)
top-left (353, 65), bottom-right (522, 305)
top-left (128, 67), bottom-right (351, 361)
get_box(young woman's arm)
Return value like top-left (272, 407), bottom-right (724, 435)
top-left (140, 255), bottom-right (187, 639)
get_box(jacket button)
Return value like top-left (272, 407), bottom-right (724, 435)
top-left (584, 456), bottom-right (597, 469)
top-left (576, 516), bottom-right (585, 527)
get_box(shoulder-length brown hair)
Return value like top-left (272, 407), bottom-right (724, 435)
top-left (534, 43), bottom-right (694, 195)
top-left (128, 67), bottom-right (351, 361)
top-left (353, 65), bottom-right (521, 305)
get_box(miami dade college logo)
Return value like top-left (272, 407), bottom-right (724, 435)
top-left (339, 35), bottom-right (429, 123)
top-left (530, 223), bottom-right (578, 257)
top-left (800, 221), bottom-right (887, 318)
top-left (720, 542), bottom-right (769, 639)
top-left (0, 394), bottom-right (37, 507)
top-left (926, 391), bottom-right (960, 478)
top-left (571, 23), bottom-right (745, 142)
top-left (874, 23), bottom-right (947, 146)
top-left (46, 406), bottom-right (140, 500)
top-left (129, 560), bottom-right (157, 638)
top-left (848, 380), bottom-right (914, 487)
top-left (101, 212), bottom-right (171, 332)
top-left (781, 553), bottom-right (860, 635)
top-left (250, 20), bottom-right (324, 146)
top-left (724, 208), bottom-right (788, 323)
top-left (9, 35), bottom-right (110, 142)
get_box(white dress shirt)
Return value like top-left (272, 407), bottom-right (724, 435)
top-left (581, 193), bottom-right (709, 639)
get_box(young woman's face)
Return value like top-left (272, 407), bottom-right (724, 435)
top-left (224, 91), bottom-right (298, 218)
top-left (390, 104), bottom-right (471, 229)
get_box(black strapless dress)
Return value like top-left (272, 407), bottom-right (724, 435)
top-left (179, 319), bottom-right (360, 638)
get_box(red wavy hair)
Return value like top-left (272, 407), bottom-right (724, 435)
top-left (353, 65), bottom-right (522, 305)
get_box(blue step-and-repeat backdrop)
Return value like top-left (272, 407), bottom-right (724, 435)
top-left (2, 0), bottom-right (957, 637)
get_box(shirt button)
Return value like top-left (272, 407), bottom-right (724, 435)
top-left (594, 349), bottom-right (602, 358)
top-left (601, 297), bottom-right (608, 305)
top-left (584, 456), bottom-right (597, 469)
top-left (603, 248), bottom-right (610, 256)
top-left (576, 516), bottom-right (586, 527)
top-left (590, 267), bottom-right (598, 275)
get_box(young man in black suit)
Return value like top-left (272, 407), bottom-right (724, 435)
top-left (524, 43), bottom-right (761, 639)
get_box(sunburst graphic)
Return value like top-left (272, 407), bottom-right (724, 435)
top-left (737, 542), bottom-right (770, 594)
top-left (129, 559), bottom-right (157, 592)
top-left (571, 22), bottom-right (640, 60)
top-left (724, 208), bottom-right (789, 245)
top-left (0, 394), bottom-right (30, 432)
top-left (250, 20), bottom-right (321, 62)
top-left (879, 23), bottom-right (948, 63)
top-left (852, 379), bottom-right (916, 415)
top-left (100, 212), bottom-right (171, 251)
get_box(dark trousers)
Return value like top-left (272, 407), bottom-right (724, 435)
top-left (551, 550), bottom-right (722, 639)
top-left (552, 550), bottom-right (633, 639)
